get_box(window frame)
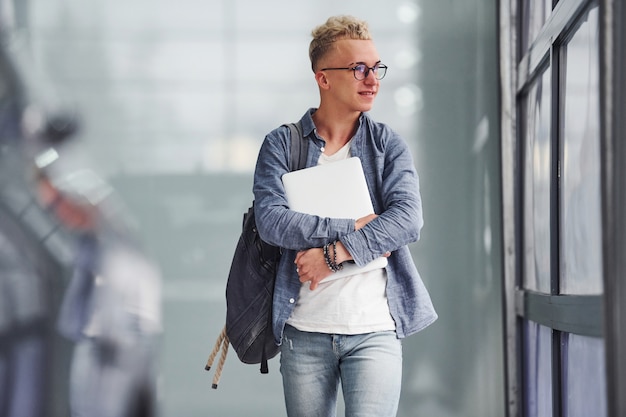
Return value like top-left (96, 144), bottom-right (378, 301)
top-left (498, 0), bottom-right (625, 415)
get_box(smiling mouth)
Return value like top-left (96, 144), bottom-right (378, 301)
top-left (359, 91), bottom-right (376, 96)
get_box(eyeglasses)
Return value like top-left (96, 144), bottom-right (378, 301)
top-left (320, 63), bottom-right (388, 80)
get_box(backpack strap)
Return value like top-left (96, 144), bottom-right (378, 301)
top-left (258, 122), bottom-right (306, 375)
top-left (287, 122), bottom-right (307, 171)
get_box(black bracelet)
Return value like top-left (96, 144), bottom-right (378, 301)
top-left (323, 241), bottom-right (343, 273)
top-left (332, 240), bottom-right (343, 271)
top-left (323, 243), bottom-right (336, 272)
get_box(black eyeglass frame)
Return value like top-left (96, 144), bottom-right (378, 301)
top-left (320, 63), bottom-right (388, 80)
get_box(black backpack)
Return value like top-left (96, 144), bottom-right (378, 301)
top-left (205, 122), bottom-right (307, 388)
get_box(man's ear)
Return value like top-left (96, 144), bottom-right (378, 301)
top-left (315, 71), bottom-right (330, 89)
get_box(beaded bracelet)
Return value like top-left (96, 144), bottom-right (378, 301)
top-left (332, 240), bottom-right (343, 271)
top-left (323, 241), bottom-right (343, 272)
top-left (323, 243), bottom-right (335, 272)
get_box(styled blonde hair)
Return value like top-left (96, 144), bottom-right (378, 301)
top-left (309, 15), bottom-right (372, 72)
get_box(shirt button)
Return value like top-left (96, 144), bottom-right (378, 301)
top-left (289, 298), bottom-right (295, 304)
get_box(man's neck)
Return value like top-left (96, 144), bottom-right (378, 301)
top-left (312, 105), bottom-right (360, 151)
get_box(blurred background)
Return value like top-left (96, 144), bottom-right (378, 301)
top-left (1, 0), bottom-right (502, 416)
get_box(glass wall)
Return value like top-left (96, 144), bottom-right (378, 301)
top-left (500, 0), bottom-right (607, 415)
top-left (403, 1), bottom-right (503, 416)
top-left (560, 7), bottom-right (602, 295)
top-left (521, 68), bottom-right (551, 294)
top-left (22, 0), bottom-right (502, 416)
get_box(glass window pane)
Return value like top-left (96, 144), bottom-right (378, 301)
top-left (523, 320), bottom-right (553, 417)
top-left (560, 6), bottom-right (602, 295)
top-left (520, 0), bottom-right (552, 52)
top-left (562, 334), bottom-right (607, 417)
top-left (522, 69), bottom-right (552, 293)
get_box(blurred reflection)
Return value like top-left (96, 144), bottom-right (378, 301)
top-left (0, 176), bottom-right (51, 417)
top-left (0, 19), bottom-right (162, 417)
top-left (0, 29), bottom-right (69, 417)
top-left (34, 158), bottom-right (163, 417)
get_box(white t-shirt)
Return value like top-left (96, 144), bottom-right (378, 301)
top-left (286, 140), bottom-right (396, 334)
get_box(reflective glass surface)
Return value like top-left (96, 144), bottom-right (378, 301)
top-left (520, 0), bottom-right (552, 53)
top-left (523, 321), bottom-right (553, 417)
top-left (562, 334), bottom-right (607, 417)
top-left (522, 69), bottom-right (552, 293)
top-left (560, 6), bottom-right (602, 295)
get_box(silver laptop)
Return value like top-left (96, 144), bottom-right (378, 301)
top-left (282, 157), bottom-right (388, 281)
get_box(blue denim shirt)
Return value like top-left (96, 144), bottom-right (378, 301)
top-left (253, 109), bottom-right (437, 344)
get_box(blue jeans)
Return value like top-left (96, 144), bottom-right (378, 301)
top-left (280, 325), bottom-right (403, 417)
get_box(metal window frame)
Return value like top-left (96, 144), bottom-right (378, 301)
top-left (499, 0), bottom-right (623, 415)
top-left (599, 0), bottom-right (626, 415)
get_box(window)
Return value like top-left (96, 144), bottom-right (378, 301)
top-left (500, 0), bottom-right (607, 415)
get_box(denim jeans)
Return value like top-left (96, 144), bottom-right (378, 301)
top-left (280, 325), bottom-right (403, 417)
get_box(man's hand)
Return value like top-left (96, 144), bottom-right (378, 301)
top-left (294, 248), bottom-right (332, 290)
top-left (355, 213), bottom-right (378, 230)
top-left (294, 213), bottom-right (390, 290)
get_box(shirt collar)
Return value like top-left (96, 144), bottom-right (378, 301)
top-left (301, 108), bottom-right (367, 139)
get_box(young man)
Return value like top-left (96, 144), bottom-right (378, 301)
top-left (253, 15), bottom-right (437, 417)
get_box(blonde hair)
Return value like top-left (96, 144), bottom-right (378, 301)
top-left (309, 15), bottom-right (372, 72)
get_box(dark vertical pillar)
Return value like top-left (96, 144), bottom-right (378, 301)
top-left (600, 0), bottom-right (626, 416)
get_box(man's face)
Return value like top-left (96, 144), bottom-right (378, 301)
top-left (318, 39), bottom-right (382, 113)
